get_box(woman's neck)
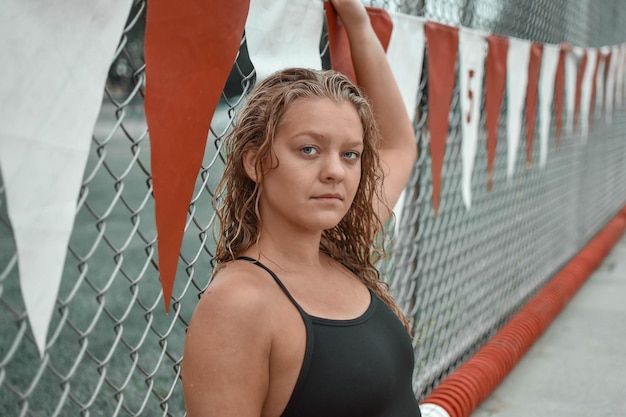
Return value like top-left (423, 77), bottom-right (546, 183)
top-left (243, 227), bottom-right (327, 273)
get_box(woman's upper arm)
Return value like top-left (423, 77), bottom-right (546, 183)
top-left (182, 275), bottom-right (271, 417)
top-left (377, 143), bottom-right (416, 223)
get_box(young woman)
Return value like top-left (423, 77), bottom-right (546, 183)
top-left (181, 0), bottom-right (419, 416)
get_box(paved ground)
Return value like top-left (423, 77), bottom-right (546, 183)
top-left (470, 231), bottom-right (626, 417)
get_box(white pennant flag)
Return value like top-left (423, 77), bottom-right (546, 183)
top-left (620, 44), bottom-right (625, 100)
top-left (579, 48), bottom-right (597, 142)
top-left (605, 45), bottom-right (619, 123)
top-left (615, 44), bottom-right (626, 110)
top-left (386, 12), bottom-right (425, 121)
top-left (594, 48), bottom-right (609, 120)
top-left (506, 38), bottom-right (531, 180)
top-left (459, 28), bottom-right (486, 208)
top-left (0, 0), bottom-right (133, 356)
top-left (386, 12), bottom-right (424, 231)
top-left (538, 44), bottom-right (560, 168)
top-left (564, 48), bottom-right (580, 136)
top-left (245, 0), bottom-right (324, 82)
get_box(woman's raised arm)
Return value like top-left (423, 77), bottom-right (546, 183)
top-left (329, 0), bottom-right (417, 224)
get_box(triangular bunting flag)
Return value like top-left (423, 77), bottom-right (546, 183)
top-left (458, 28), bottom-right (486, 209)
top-left (485, 35), bottom-right (508, 191)
top-left (525, 43), bottom-right (543, 168)
top-left (573, 47), bottom-right (587, 134)
top-left (386, 12), bottom-right (425, 231)
top-left (245, 0), bottom-right (324, 82)
top-left (506, 37), bottom-right (531, 180)
top-left (424, 21), bottom-right (459, 216)
top-left (0, 0), bottom-right (133, 356)
top-left (554, 44), bottom-right (567, 146)
top-left (604, 45), bottom-right (618, 123)
top-left (564, 46), bottom-right (578, 136)
top-left (589, 50), bottom-right (602, 123)
top-left (592, 49), bottom-right (608, 121)
top-left (538, 44), bottom-right (560, 168)
top-left (619, 43), bottom-right (626, 108)
top-left (614, 44), bottom-right (625, 110)
top-left (386, 12), bottom-right (425, 121)
top-left (145, 0), bottom-right (250, 311)
top-left (580, 48), bottom-right (597, 142)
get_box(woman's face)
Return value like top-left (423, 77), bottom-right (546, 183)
top-left (253, 97), bottom-right (364, 234)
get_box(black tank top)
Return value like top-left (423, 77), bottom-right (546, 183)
top-left (240, 257), bottom-right (421, 417)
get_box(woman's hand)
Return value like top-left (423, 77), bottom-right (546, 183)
top-left (329, 0), bottom-right (369, 31)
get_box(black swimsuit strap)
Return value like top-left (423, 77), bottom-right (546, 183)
top-left (237, 256), bottom-right (309, 317)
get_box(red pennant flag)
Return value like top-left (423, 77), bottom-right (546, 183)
top-left (145, 0), bottom-right (250, 311)
top-left (485, 35), bottom-right (508, 192)
top-left (574, 50), bottom-right (588, 132)
top-left (554, 45), bottom-right (568, 146)
top-left (424, 22), bottom-right (459, 216)
top-left (525, 43), bottom-right (543, 168)
top-left (324, 2), bottom-right (393, 84)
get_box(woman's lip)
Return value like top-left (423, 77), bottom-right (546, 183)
top-left (313, 194), bottom-right (342, 200)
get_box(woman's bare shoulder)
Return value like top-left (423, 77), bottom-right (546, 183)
top-left (182, 260), bottom-right (278, 416)
top-left (192, 260), bottom-right (279, 322)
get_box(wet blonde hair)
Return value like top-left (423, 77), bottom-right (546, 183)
top-left (213, 68), bottom-right (410, 332)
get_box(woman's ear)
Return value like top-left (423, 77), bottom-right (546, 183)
top-left (243, 149), bottom-right (259, 183)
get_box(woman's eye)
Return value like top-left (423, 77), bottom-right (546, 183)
top-left (343, 151), bottom-right (360, 160)
top-left (301, 146), bottom-right (318, 155)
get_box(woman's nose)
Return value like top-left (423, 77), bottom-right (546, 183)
top-left (321, 154), bottom-right (346, 182)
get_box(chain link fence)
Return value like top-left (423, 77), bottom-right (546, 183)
top-left (1, 0), bottom-right (626, 415)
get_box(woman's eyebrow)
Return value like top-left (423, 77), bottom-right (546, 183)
top-left (291, 131), bottom-right (363, 146)
top-left (344, 140), bottom-right (365, 148)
